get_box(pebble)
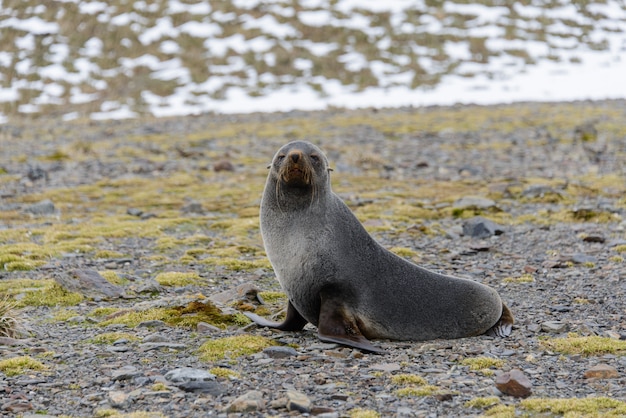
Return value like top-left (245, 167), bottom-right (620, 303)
top-left (462, 216), bottom-right (505, 238)
top-left (197, 321), bottom-right (221, 334)
top-left (108, 390), bottom-right (130, 407)
top-left (584, 364), bottom-right (619, 379)
top-left (111, 365), bottom-right (141, 381)
top-left (225, 390), bottom-right (265, 413)
top-left (263, 346), bottom-right (298, 358)
top-left (495, 369), bottom-right (532, 398)
top-left (127, 208), bottom-right (143, 216)
top-left (286, 390), bottom-right (312, 413)
top-left (140, 342), bottom-right (186, 351)
top-left (165, 367), bottom-right (215, 383)
top-left (541, 321), bottom-right (569, 333)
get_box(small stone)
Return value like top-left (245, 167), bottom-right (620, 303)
top-left (24, 199), bottom-right (56, 215)
top-left (137, 320), bottom-right (167, 328)
top-left (108, 390), bottom-right (130, 407)
top-left (111, 365), bottom-right (141, 381)
top-left (127, 208), bottom-right (143, 217)
top-left (143, 333), bottom-right (168, 343)
top-left (582, 235), bottom-right (605, 243)
top-left (263, 346), bottom-right (298, 359)
top-left (165, 367), bottom-right (215, 384)
top-left (181, 200), bottom-right (204, 214)
top-left (369, 363), bottom-right (401, 372)
top-left (453, 196), bottom-right (497, 210)
top-left (462, 216), bottom-right (505, 238)
top-left (140, 342), bottom-right (185, 351)
top-left (1, 399), bottom-right (33, 413)
top-left (197, 321), bottom-right (221, 334)
top-left (584, 364), bottom-right (619, 379)
top-left (541, 321), bottom-right (569, 333)
top-left (0, 337), bottom-right (27, 346)
top-left (214, 160), bottom-right (235, 172)
top-left (495, 369), bottom-right (532, 398)
top-left (286, 390), bottom-right (312, 413)
top-left (225, 390), bottom-right (265, 413)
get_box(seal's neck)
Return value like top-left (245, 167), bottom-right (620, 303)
top-left (262, 177), bottom-right (328, 213)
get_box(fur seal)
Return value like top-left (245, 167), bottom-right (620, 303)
top-left (246, 141), bottom-right (514, 353)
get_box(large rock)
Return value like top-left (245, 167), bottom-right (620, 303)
top-left (462, 216), bottom-right (505, 238)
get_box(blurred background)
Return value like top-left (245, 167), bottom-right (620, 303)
top-left (1, 0), bottom-right (625, 123)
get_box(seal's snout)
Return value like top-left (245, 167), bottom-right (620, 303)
top-left (289, 150), bottom-right (302, 163)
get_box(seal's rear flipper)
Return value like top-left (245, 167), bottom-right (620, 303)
top-left (317, 296), bottom-right (384, 354)
top-left (485, 303), bottom-right (514, 337)
top-left (244, 301), bottom-right (308, 331)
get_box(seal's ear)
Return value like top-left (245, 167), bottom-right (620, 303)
top-left (327, 168), bottom-right (334, 172)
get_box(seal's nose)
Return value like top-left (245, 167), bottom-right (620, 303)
top-left (289, 151), bottom-right (301, 163)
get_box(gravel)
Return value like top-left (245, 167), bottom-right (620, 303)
top-left (1, 101), bottom-right (625, 417)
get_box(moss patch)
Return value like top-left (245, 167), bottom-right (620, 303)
top-left (349, 409), bottom-right (380, 418)
top-left (98, 300), bottom-right (249, 329)
top-left (210, 367), bottom-right (241, 379)
top-left (0, 355), bottom-right (47, 376)
top-left (541, 336), bottom-right (626, 356)
top-left (391, 374), bottom-right (427, 386)
top-left (464, 396), bottom-right (501, 409)
top-left (154, 272), bottom-right (203, 287)
top-left (461, 356), bottom-right (504, 371)
top-left (89, 332), bottom-right (140, 344)
top-left (520, 397), bottom-right (626, 416)
top-left (197, 335), bottom-right (277, 362)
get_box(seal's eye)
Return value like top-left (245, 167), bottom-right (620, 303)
top-left (276, 154), bottom-right (285, 163)
top-left (310, 154), bottom-right (320, 162)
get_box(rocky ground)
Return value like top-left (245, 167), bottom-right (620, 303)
top-left (1, 101), bottom-right (626, 417)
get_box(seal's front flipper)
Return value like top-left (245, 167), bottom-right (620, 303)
top-left (244, 300), bottom-right (308, 331)
top-left (485, 303), bottom-right (514, 337)
top-left (317, 295), bottom-right (384, 354)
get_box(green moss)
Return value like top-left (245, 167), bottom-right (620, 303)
top-left (197, 335), bottom-right (277, 362)
top-left (94, 250), bottom-right (126, 259)
top-left (349, 409), bottom-right (380, 418)
top-left (520, 397), bottom-right (626, 416)
top-left (18, 282), bottom-right (84, 307)
top-left (502, 274), bottom-right (534, 283)
top-left (0, 355), bottom-right (47, 376)
top-left (483, 404), bottom-right (516, 417)
top-left (391, 374), bottom-right (427, 386)
top-left (258, 291), bottom-right (286, 304)
top-left (52, 308), bottom-right (79, 322)
top-left (210, 367), bottom-right (241, 379)
top-left (98, 300), bottom-right (247, 329)
top-left (389, 247), bottom-right (420, 259)
top-left (0, 295), bottom-right (22, 338)
top-left (99, 270), bottom-right (128, 286)
top-left (614, 245), bottom-right (626, 253)
top-left (89, 332), bottom-right (139, 344)
top-left (154, 272), bottom-right (203, 286)
top-left (90, 307), bottom-right (120, 317)
top-left (396, 385), bottom-right (441, 397)
top-left (541, 336), bottom-right (626, 356)
top-left (464, 396), bottom-right (500, 409)
top-left (461, 356), bottom-right (504, 370)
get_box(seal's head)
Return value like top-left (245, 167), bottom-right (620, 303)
top-left (266, 141), bottom-right (331, 206)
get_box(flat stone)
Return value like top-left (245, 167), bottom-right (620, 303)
top-left (541, 321), bottom-right (569, 333)
top-left (584, 364), bottom-right (619, 379)
top-left (164, 367), bottom-right (215, 384)
top-left (111, 365), bottom-right (141, 381)
top-left (197, 321), bottom-right (221, 334)
top-left (495, 369), bottom-right (532, 398)
top-left (54, 269), bottom-right (126, 300)
top-left (263, 346), bottom-right (298, 359)
top-left (286, 390), bottom-right (312, 413)
top-left (140, 342), bottom-right (185, 351)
